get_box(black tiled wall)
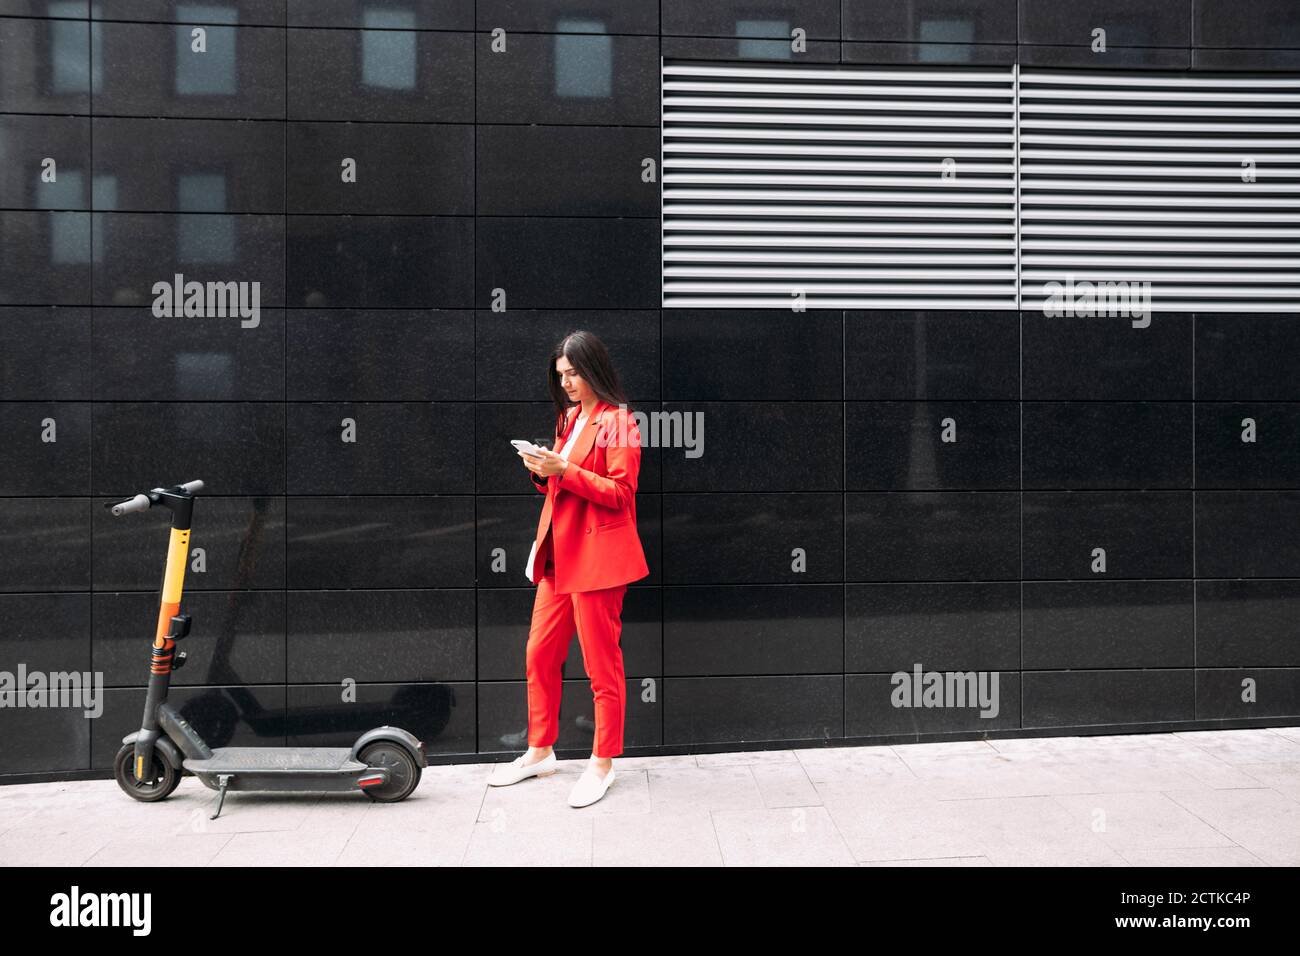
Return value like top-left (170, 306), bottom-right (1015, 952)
top-left (2, 0), bottom-right (1298, 780)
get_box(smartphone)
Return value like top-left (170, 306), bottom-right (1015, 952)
top-left (511, 439), bottom-right (545, 456)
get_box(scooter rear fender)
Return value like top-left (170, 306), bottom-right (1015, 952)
top-left (352, 726), bottom-right (427, 767)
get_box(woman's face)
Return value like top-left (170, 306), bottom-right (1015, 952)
top-left (556, 356), bottom-right (592, 404)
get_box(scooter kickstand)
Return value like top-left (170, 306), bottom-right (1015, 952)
top-left (211, 774), bottom-right (232, 820)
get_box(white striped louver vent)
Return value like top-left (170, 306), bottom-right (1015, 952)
top-left (661, 61), bottom-right (1019, 309)
top-left (1018, 70), bottom-right (1300, 313)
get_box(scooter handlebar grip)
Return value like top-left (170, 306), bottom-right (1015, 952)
top-left (111, 494), bottom-right (152, 516)
top-left (180, 479), bottom-right (204, 494)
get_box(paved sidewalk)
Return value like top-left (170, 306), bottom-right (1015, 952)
top-left (2, 727), bottom-right (1298, 866)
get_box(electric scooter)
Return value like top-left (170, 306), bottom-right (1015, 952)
top-left (110, 479), bottom-right (427, 818)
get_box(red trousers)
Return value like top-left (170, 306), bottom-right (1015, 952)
top-left (526, 558), bottom-right (629, 759)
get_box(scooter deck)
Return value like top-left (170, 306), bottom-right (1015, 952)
top-left (185, 747), bottom-right (365, 774)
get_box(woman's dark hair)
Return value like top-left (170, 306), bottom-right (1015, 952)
top-left (546, 330), bottom-right (630, 437)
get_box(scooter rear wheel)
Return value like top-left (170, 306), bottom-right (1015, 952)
top-left (358, 742), bottom-right (421, 803)
top-left (114, 743), bottom-right (181, 802)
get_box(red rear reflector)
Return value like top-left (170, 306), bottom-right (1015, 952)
top-left (357, 775), bottom-right (385, 787)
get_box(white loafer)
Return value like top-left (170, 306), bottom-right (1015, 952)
top-left (567, 761), bottom-right (616, 807)
top-left (487, 751), bottom-right (557, 787)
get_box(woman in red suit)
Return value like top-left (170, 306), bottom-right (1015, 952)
top-left (487, 330), bottom-right (649, 807)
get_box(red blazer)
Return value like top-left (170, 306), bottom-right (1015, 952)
top-left (527, 398), bottom-right (650, 594)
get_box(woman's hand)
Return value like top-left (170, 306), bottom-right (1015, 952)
top-left (520, 447), bottom-right (569, 479)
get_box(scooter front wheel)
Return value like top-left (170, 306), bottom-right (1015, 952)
top-left (114, 743), bottom-right (181, 802)
top-left (358, 741), bottom-right (421, 803)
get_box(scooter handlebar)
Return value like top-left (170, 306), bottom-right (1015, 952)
top-left (107, 479), bottom-right (204, 516)
top-left (110, 494), bottom-right (152, 516)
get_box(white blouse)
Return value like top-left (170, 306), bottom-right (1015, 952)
top-left (524, 410), bottom-right (590, 580)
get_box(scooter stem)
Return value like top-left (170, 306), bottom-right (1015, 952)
top-left (130, 485), bottom-right (200, 783)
